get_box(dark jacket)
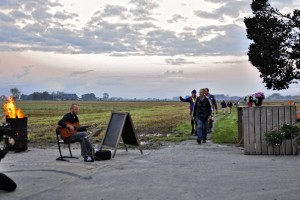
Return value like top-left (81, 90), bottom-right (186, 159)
top-left (58, 113), bottom-right (86, 132)
top-left (221, 101), bottom-right (227, 108)
top-left (206, 94), bottom-right (218, 110)
top-left (227, 102), bottom-right (233, 107)
top-left (180, 96), bottom-right (197, 112)
top-left (193, 96), bottom-right (212, 120)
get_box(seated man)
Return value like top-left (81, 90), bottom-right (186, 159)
top-left (58, 103), bottom-right (94, 162)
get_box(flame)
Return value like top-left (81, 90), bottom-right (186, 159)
top-left (3, 96), bottom-right (25, 118)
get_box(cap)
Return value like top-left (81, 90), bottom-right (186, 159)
top-left (192, 89), bottom-right (196, 94)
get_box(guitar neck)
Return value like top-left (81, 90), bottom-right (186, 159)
top-left (78, 125), bottom-right (91, 130)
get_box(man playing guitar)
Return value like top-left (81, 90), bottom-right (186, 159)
top-left (57, 103), bottom-right (94, 162)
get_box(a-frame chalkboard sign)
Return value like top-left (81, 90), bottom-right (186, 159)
top-left (99, 112), bottom-right (143, 158)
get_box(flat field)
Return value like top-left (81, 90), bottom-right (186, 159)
top-left (0, 101), bottom-right (192, 148)
top-left (2, 100), bottom-right (295, 148)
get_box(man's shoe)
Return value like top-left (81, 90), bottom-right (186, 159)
top-left (202, 139), bottom-right (206, 143)
top-left (197, 139), bottom-right (201, 144)
top-left (84, 156), bottom-right (94, 162)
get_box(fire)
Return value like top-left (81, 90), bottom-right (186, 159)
top-left (3, 96), bottom-right (25, 118)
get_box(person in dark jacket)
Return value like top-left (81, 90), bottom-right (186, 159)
top-left (58, 103), bottom-right (94, 162)
top-left (227, 101), bottom-right (233, 114)
top-left (180, 89), bottom-right (197, 136)
top-left (0, 135), bottom-right (17, 192)
top-left (204, 88), bottom-right (217, 133)
top-left (193, 88), bottom-right (212, 144)
top-left (221, 100), bottom-right (227, 115)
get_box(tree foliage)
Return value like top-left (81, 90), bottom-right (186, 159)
top-left (244, 0), bottom-right (300, 90)
top-left (81, 93), bottom-right (97, 101)
top-left (10, 88), bottom-right (21, 99)
top-left (103, 93), bottom-right (109, 100)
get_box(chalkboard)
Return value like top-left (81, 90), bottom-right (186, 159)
top-left (101, 112), bottom-right (125, 148)
top-left (100, 112), bottom-right (143, 157)
top-left (121, 114), bottom-right (139, 146)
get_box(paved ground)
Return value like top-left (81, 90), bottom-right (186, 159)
top-left (1, 135), bottom-right (300, 200)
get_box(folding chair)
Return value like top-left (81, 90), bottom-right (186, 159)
top-left (55, 129), bottom-right (78, 161)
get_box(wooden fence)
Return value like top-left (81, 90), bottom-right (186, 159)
top-left (237, 106), bottom-right (298, 155)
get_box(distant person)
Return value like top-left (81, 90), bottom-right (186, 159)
top-left (227, 101), bottom-right (233, 114)
top-left (204, 88), bottom-right (217, 133)
top-left (193, 88), bottom-right (212, 144)
top-left (58, 103), bottom-right (94, 162)
top-left (221, 100), bottom-right (227, 115)
top-left (180, 90), bottom-right (197, 136)
top-left (0, 136), bottom-right (17, 192)
top-left (245, 96), bottom-right (255, 107)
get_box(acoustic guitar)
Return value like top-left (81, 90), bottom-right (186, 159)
top-left (57, 122), bottom-right (97, 138)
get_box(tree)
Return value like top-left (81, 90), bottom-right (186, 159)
top-left (244, 0), bottom-right (300, 90)
top-left (10, 88), bottom-right (21, 100)
top-left (103, 93), bottom-right (109, 100)
top-left (81, 93), bottom-right (97, 101)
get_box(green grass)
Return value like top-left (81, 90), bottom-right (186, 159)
top-left (212, 108), bottom-right (238, 144)
top-left (149, 121), bottom-right (191, 142)
top-left (1, 101), bottom-right (191, 146)
top-left (6, 101), bottom-right (279, 146)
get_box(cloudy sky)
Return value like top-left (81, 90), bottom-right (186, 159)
top-left (0, 0), bottom-right (299, 99)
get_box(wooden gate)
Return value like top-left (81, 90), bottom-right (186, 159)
top-left (238, 106), bottom-right (298, 155)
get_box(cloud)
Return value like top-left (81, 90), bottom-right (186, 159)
top-left (129, 0), bottom-right (160, 21)
top-left (0, 0), bottom-right (265, 57)
top-left (15, 65), bottom-right (32, 78)
top-left (165, 58), bottom-right (195, 65)
top-left (71, 70), bottom-right (94, 76)
top-left (212, 60), bottom-right (246, 64)
top-left (167, 14), bottom-right (187, 23)
top-left (164, 70), bottom-right (184, 75)
top-left (195, 0), bottom-right (250, 20)
top-left (101, 5), bottom-right (129, 19)
top-left (0, 11), bottom-right (15, 23)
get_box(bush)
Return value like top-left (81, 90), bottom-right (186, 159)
top-left (265, 124), bottom-right (299, 146)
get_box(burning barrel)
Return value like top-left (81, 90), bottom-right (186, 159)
top-left (4, 97), bottom-right (28, 152)
top-left (6, 117), bottom-right (28, 152)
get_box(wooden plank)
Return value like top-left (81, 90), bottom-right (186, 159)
top-left (278, 107), bottom-right (286, 155)
top-left (272, 107), bottom-right (279, 130)
top-left (291, 106), bottom-right (296, 124)
top-left (243, 108), bottom-right (250, 155)
top-left (284, 106), bottom-right (291, 125)
top-left (237, 107), bottom-right (244, 146)
top-left (266, 107), bottom-right (274, 155)
top-left (285, 139), bottom-right (292, 155)
top-left (254, 107), bottom-right (262, 154)
top-left (291, 106), bottom-right (298, 155)
top-left (292, 138), bottom-right (298, 155)
top-left (284, 106), bottom-right (291, 155)
top-left (260, 107), bottom-right (268, 154)
top-left (248, 107), bottom-right (256, 154)
top-left (273, 145), bottom-right (280, 155)
top-left (272, 107), bottom-right (280, 155)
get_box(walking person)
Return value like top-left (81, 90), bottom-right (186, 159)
top-left (204, 88), bottom-right (217, 133)
top-left (221, 100), bottom-right (227, 115)
top-left (193, 88), bottom-right (212, 144)
top-left (179, 89), bottom-right (197, 136)
top-left (227, 101), bottom-right (233, 114)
